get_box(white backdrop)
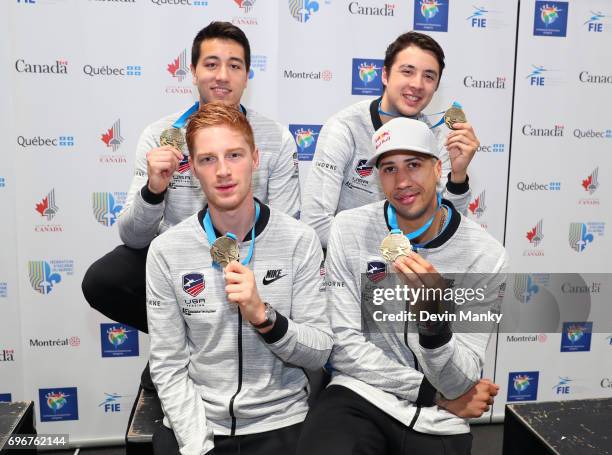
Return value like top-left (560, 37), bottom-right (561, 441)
top-left (0, 0), bottom-right (609, 445)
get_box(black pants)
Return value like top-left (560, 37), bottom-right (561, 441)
top-left (296, 386), bottom-right (472, 455)
top-left (82, 245), bottom-right (149, 333)
top-left (153, 422), bottom-right (303, 455)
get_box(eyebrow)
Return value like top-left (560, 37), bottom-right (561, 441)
top-left (397, 64), bottom-right (438, 78)
top-left (203, 55), bottom-right (245, 65)
top-left (379, 156), bottom-right (424, 167)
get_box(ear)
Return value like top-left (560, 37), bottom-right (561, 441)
top-left (252, 146), bottom-right (260, 170)
top-left (435, 158), bottom-right (442, 181)
top-left (382, 66), bottom-right (389, 88)
top-left (189, 154), bottom-right (197, 176)
top-left (190, 64), bottom-right (197, 86)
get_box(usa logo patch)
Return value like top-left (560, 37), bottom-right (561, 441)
top-left (355, 159), bottom-right (374, 178)
top-left (366, 261), bottom-right (387, 283)
top-left (182, 273), bottom-right (205, 297)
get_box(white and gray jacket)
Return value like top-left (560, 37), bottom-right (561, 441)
top-left (146, 203), bottom-right (332, 455)
top-left (302, 98), bottom-right (471, 247)
top-left (326, 200), bottom-right (507, 435)
top-left (119, 106), bottom-right (300, 248)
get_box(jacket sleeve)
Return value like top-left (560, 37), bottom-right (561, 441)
top-left (265, 128), bottom-right (301, 219)
top-left (410, 252), bottom-right (509, 400)
top-left (146, 242), bottom-right (215, 455)
top-left (300, 119), bottom-right (353, 248)
top-left (117, 124), bottom-right (166, 248)
top-left (326, 218), bottom-right (437, 406)
top-left (260, 229), bottom-right (333, 371)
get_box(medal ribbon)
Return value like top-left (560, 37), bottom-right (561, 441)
top-left (387, 193), bottom-right (452, 248)
top-left (203, 200), bottom-right (261, 267)
top-left (377, 99), bottom-right (456, 130)
top-left (172, 102), bottom-right (199, 129)
top-left (429, 101), bottom-right (463, 129)
top-left (173, 102), bottom-right (247, 129)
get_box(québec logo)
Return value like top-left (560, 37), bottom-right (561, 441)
top-left (288, 0), bottom-right (320, 23)
top-left (507, 371), bottom-right (539, 401)
top-left (150, 0), bottom-right (208, 7)
top-left (584, 11), bottom-right (607, 33)
top-left (351, 59), bottom-right (383, 96)
top-left (568, 222), bottom-right (605, 253)
top-left (92, 192), bottom-right (126, 227)
top-left (414, 0), bottom-right (448, 33)
top-left (477, 143), bottom-right (505, 153)
top-left (28, 260), bottom-right (74, 295)
top-left (83, 64), bottom-right (141, 77)
top-left (516, 180), bottom-right (561, 191)
top-left (289, 124), bottom-right (322, 161)
top-left (15, 59), bottom-right (68, 74)
top-left (101, 119), bottom-right (124, 152)
top-left (468, 190), bottom-right (486, 218)
top-left (17, 135), bottom-right (74, 148)
top-left (39, 387), bottom-right (79, 422)
top-left (533, 1), bottom-right (568, 37)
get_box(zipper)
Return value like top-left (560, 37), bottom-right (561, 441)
top-left (228, 311), bottom-right (243, 435)
top-left (404, 299), bottom-right (421, 429)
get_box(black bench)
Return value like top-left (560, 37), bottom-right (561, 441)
top-left (0, 401), bottom-right (36, 455)
top-left (503, 398), bottom-right (612, 454)
top-left (125, 369), bottom-right (330, 454)
top-left (126, 387), bottom-right (163, 455)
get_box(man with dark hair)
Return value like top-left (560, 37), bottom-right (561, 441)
top-left (148, 102), bottom-right (331, 455)
top-left (81, 22), bottom-right (300, 386)
top-left (297, 117), bottom-right (506, 455)
top-left (302, 31), bottom-right (478, 248)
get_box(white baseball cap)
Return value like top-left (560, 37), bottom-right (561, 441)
top-left (368, 117), bottom-right (439, 168)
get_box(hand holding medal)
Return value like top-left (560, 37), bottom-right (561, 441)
top-left (443, 102), bottom-right (479, 183)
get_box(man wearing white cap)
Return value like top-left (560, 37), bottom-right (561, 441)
top-left (301, 31), bottom-right (478, 248)
top-left (296, 118), bottom-right (507, 455)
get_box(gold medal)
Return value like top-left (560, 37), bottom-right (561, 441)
top-left (380, 232), bottom-right (412, 263)
top-left (210, 236), bottom-right (240, 269)
top-left (160, 127), bottom-right (186, 151)
top-left (444, 106), bottom-right (467, 130)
